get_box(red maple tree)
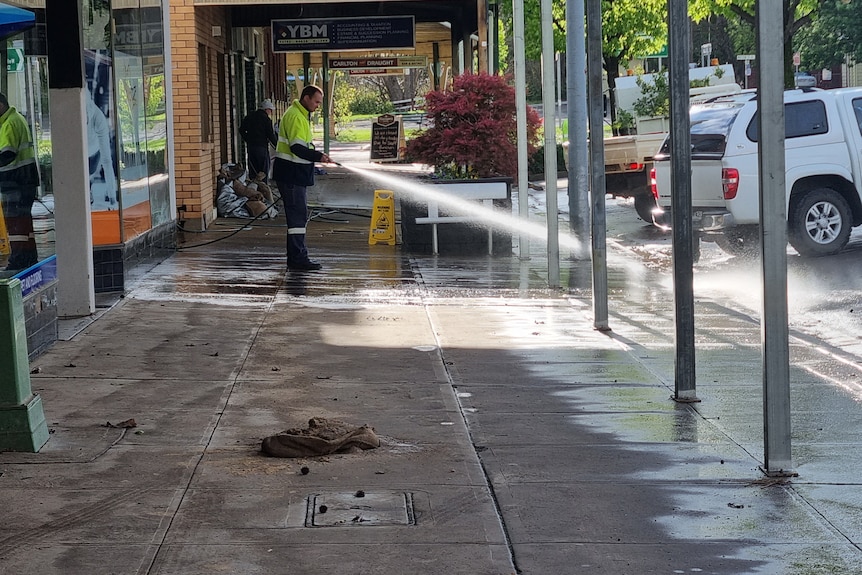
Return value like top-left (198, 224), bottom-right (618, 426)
top-left (406, 73), bottom-right (542, 179)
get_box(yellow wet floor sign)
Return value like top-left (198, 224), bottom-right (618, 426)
top-left (369, 189), bottom-right (396, 246)
top-left (0, 200), bottom-right (9, 256)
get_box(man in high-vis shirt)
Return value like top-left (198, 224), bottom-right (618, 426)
top-left (0, 92), bottom-right (39, 272)
top-left (272, 85), bottom-right (332, 271)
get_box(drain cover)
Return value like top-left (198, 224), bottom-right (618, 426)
top-left (305, 491), bottom-right (415, 527)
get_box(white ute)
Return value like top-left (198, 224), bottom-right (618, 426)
top-left (650, 87), bottom-right (862, 257)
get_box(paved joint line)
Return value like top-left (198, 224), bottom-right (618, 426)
top-left (137, 282), bottom-right (283, 575)
top-left (413, 271), bottom-right (521, 574)
top-left (784, 483), bottom-right (862, 554)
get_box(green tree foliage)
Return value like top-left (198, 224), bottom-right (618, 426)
top-left (363, 71), bottom-right (429, 110)
top-left (340, 79), bottom-right (393, 115)
top-left (331, 73), bottom-right (356, 125)
top-left (496, 0), bottom-right (566, 59)
top-left (630, 68), bottom-right (725, 119)
top-left (795, 0), bottom-right (862, 71)
top-left (725, 17), bottom-right (755, 61)
top-left (691, 15), bottom-right (738, 67)
top-left (497, 0), bottom-right (666, 127)
top-left (405, 73), bottom-right (542, 179)
top-left (496, 16), bottom-right (510, 69)
top-left (349, 92), bottom-right (394, 115)
top-left (601, 0), bottom-right (666, 125)
top-left (690, 0), bottom-right (829, 86)
top-left (144, 74), bottom-right (165, 116)
top-left (632, 73), bottom-right (670, 118)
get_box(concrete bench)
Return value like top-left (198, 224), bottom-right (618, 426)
top-left (413, 180), bottom-right (510, 255)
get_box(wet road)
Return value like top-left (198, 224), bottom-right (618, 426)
top-left (603, 196), bottom-right (862, 363)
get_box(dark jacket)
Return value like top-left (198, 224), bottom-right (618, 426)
top-left (239, 109), bottom-right (277, 148)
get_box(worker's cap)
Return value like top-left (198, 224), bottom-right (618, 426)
top-left (260, 99), bottom-right (275, 111)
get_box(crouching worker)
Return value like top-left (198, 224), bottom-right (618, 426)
top-left (272, 85), bottom-right (332, 271)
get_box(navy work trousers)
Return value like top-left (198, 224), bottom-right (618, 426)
top-left (277, 181), bottom-right (311, 265)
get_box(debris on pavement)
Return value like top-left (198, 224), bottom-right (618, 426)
top-left (261, 417), bottom-right (380, 458)
top-left (102, 418), bottom-right (137, 428)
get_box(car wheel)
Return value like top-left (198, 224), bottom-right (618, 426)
top-left (634, 193), bottom-right (658, 223)
top-left (715, 226), bottom-right (760, 257)
top-left (788, 188), bottom-right (851, 257)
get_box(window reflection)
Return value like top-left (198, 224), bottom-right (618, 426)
top-left (114, 1), bottom-right (169, 236)
top-left (141, 6), bottom-right (169, 228)
top-left (2, 0), bottom-right (169, 278)
top-left (1, 38), bottom-right (53, 274)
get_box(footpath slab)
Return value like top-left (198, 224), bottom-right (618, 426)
top-left (1, 203), bottom-right (862, 575)
top-left (0, 214), bottom-right (513, 574)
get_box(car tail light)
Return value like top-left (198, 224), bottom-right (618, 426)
top-left (628, 162), bottom-right (644, 171)
top-left (649, 167), bottom-right (658, 199)
top-left (722, 168), bottom-right (739, 200)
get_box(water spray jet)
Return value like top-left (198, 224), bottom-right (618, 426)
top-left (335, 163), bottom-right (583, 253)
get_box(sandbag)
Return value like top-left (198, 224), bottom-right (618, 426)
top-left (261, 417), bottom-right (380, 458)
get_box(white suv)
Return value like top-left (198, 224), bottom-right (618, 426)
top-left (651, 87), bottom-right (862, 257)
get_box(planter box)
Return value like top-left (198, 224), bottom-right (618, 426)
top-left (399, 178), bottom-right (513, 256)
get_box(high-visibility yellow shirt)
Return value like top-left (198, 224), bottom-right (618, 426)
top-left (0, 105), bottom-right (38, 186)
top-left (275, 99), bottom-right (314, 165)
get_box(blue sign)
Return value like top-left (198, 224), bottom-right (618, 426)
top-left (272, 16), bottom-right (415, 53)
top-left (14, 255), bottom-right (58, 298)
top-left (0, 4), bottom-right (35, 40)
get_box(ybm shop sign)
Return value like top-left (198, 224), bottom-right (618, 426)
top-left (273, 16), bottom-right (414, 53)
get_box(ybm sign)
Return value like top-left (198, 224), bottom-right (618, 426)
top-left (272, 16), bottom-right (414, 53)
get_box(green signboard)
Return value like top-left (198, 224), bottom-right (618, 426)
top-left (6, 48), bottom-right (23, 72)
top-left (645, 45), bottom-right (668, 59)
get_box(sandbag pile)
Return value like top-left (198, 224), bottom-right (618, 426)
top-left (216, 163), bottom-right (279, 219)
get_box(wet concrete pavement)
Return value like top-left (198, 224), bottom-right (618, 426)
top-left (3, 158), bottom-right (862, 574)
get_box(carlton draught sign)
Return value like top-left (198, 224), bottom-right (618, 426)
top-left (272, 16), bottom-right (414, 53)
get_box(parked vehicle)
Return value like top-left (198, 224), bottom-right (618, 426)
top-left (601, 65), bottom-right (739, 222)
top-left (651, 87), bottom-right (862, 257)
top-left (602, 132), bottom-right (666, 221)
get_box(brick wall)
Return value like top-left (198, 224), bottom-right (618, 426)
top-left (170, 1), bottom-right (229, 229)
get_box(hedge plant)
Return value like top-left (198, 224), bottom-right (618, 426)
top-left (405, 73), bottom-right (542, 180)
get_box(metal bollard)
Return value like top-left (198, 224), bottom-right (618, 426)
top-left (0, 278), bottom-right (49, 452)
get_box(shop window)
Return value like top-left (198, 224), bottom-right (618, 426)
top-left (83, 0), bottom-right (121, 245)
top-left (114, 2), bottom-right (170, 231)
top-left (2, 0), bottom-right (171, 278)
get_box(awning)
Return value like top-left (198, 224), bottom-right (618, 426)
top-left (0, 3), bottom-right (35, 41)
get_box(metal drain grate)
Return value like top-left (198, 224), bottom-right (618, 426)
top-left (305, 491), bottom-right (416, 527)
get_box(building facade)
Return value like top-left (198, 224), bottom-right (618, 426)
top-left (1, 0), bottom-right (174, 356)
top-left (1, 0), bottom-right (481, 357)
